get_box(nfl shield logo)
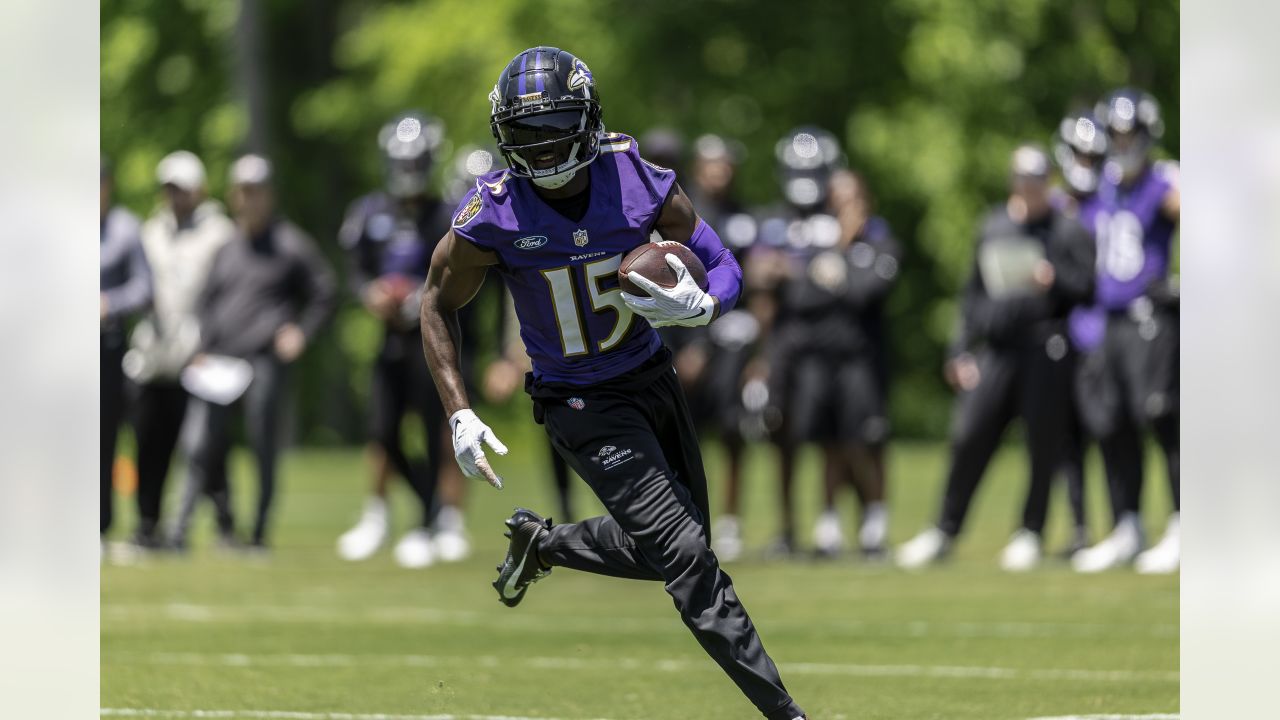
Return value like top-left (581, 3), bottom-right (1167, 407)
top-left (567, 397), bottom-right (586, 410)
top-left (573, 229), bottom-right (589, 247)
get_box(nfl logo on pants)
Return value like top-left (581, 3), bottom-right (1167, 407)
top-left (567, 397), bottom-right (586, 410)
top-left (573, 229), bottom-right (589, 247)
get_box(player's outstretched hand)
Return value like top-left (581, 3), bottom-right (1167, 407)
top-left (621, 255), bottom-right (716, 328)
top-left (448, 409), bottom-right (508, 490)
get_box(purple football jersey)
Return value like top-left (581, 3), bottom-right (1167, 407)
top-left (450, 132), bottom-right (673, 385)
top-left (1088, 164), bottom-right (1177, 310)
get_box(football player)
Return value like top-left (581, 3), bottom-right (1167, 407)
top-left (896, 144), bottom-right (1095, 571)
top-left (667, 134), bottom-right (761, 562)
top-left (419, 47), bottom-right (806, 720)
top-left (336, 112), bottom-right (466, 568)
top-left (753, 127), bottom-right (898, 557)
top-left (1052, 110), bottom-right (1111, 556)
top-left (819, 167), bottom-right (899, 557)
top-left (1071, 89), bottom-right (1180, 574)
top-left (100, 157), bottom-right (153, 545)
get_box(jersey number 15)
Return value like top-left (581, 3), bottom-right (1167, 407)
top-left (540, 254), bottom-right (635, 357)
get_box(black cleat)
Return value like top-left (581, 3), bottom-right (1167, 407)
top-left (492, 508), bottom-right (552, 608)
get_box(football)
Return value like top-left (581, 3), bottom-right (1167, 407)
top-left (378, 273), bottom-right (418, 303)
top-left (617, 241), bottom-right (708, 296)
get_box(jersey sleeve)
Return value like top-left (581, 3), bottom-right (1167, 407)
top-left (607, 134), bottom-right (677, 234)
top-left (449, 185), bottom-right (493, 251)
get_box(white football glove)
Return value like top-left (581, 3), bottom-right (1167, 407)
top-left (448, 409), bottom-right (508, 489)
top-left (620, 254), bottom-right (717, 328)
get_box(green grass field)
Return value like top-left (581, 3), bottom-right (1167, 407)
top-left (101, 414), bottom-right (1178, 720)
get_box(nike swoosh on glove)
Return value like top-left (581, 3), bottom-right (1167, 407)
top-left (620, 254), bottom-right (717, 328)
top-left (449, 409), bottom-right (508, 489)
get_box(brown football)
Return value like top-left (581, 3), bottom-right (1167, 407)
top-left (617, 241), bottom-right (708, 296)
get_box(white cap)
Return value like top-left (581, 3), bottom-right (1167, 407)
top-left (156, 150), bottom-right (207, 191)
top-left (229, 153), bottom-right (273, 186)
top-left (1011, 144), bottom-right (1050, 178)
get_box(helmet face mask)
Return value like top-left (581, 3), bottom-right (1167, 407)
top-left (1054, 113), bottom-right (1108, 196)
top-left (489, 47), bottom-right (603, 188)
top-left (775, 127), bottom-right (844, 211)
top-left (1095, 88), bottom-right (1163, 185)
top-left (380, 113), bottom-right (444, 199)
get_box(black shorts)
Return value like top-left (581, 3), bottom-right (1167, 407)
top-left (778, 350), bottom-right (889, 446)
top-left (1075, 307), bottom-right (1179, 438)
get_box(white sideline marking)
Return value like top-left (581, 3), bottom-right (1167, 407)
top-left (101, 710), bottom-right (610, 720)
top-left (102, 603), bottom-right (1178, 639)
top-left (1027, 715), bottom-right (1179, 719)
top-left (118, 651), bottom-right (1178, 683)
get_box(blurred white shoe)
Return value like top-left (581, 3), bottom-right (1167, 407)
top-left (434, 529), bottom-right (471, 563)
top-left (859, 502), bottom-right (889, 554)
top-left (813, 510), bottom-right (845, 556)
top-left (1135, 513), bottom-right (1179, 574)
top-left (999, 529), bottom-right (1042, 572)
top-left (433, 505), bottom-right (470, 562)
top-left (393, 528), bottom-right (436, 568)
top-left (713, 515), bottom-right (743, 562)
top-left (337, 497), bottom-right (388, 562)
top-left (1073, 513), bottom-right (1143, 573)
top-left (896, 527), bottom-right (952, 569)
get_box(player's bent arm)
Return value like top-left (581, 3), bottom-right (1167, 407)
top-left (420, 229), bottom-right (497, 417)
top-left (1162, 186), bottom-right (1180, 223)
top-left (654, 184), bottom-right (743, 319)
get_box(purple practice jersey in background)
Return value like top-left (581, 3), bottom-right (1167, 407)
top-left (450, 132), bottom-right (672, 385)
top-left (1089, 163), bottom-right (1177, 311)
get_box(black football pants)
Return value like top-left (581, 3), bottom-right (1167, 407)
top-left (369, 330), bottom-right (441, 527)
top-left (133, 380), bottom-right (190, 539)
top-left (937, 340), bottom-right (1074, 537)
top-left (1075, 309), bottom-right (1179, 523)
top-left (528, 350), bottom-right (804, 720)
top-left (101, 335), bottom-right (126, 535)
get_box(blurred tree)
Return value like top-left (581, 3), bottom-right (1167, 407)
top-left (102, 0), bottom-right (1178, 441)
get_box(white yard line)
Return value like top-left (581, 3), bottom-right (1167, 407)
top-left (101, 710), bottom-right (612, 720)
top-left (101, 603), bottom-right (1178, 639)
top-left (1027, 715), bottom-right (1179, 719)
top-left (115, 651), bottom-right (1178, 684)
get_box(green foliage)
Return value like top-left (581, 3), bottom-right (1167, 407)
top-left (102, 0), bottom-right (1178, 440)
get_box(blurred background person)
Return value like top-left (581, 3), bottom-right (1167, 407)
top-left (663, 134), bottom-right (761, 561)
top-left (815, 167), bottom-right (900, 558)
top-left (122, 151), bottom-right (234, 550)
top-left (100, 157), bottom-right (153, 543)
top-left (336, 112), bottom-right (462, 567)
top-left (1053, 110), bottom-right (1111, 557)
top-left (896, 144), bottom-right (1095, 572)
top-left (752, 126), bottom-right (852, 557)
top-left (1072, 89), bottom-right (1180, 575)
top-left (170, 154), bottom-right (336, 551)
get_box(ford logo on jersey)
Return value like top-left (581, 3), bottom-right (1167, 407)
top-left (514, 235), bottom-right (548, 250)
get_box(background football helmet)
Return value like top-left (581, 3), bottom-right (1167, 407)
top-left (775, 126), bottom-right (845, 211)
top-left (489, 46), bottom-right (603, 189)
top-left (1094, 88), bottom-right (1163, 185)
top-left (1054, 111), bottom-right (1109, 196)
top-left (378, 111), bottom-right (445, 199)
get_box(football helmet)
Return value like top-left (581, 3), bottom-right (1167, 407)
top-left (489, 46), bottom-right (603, 189)
top-left (379, 111), bottom-right (445, 199)
top-left (1054, 111), bottom-right (1108, 196)
top-left (776, 126), bottom-right (844, 210)
top-left (1094, 88), bottom-right (1163, 184)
